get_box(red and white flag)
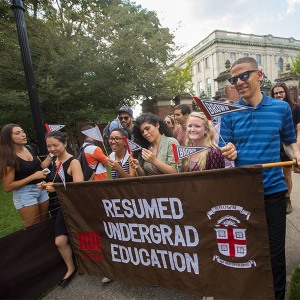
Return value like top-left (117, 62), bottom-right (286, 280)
top-left (193, 96), bottom-right (253, 120)
top-left (56, 161), bottom-right (66, 189)
top-left (81, 125), bottom-right (103, 142)
top-left (172, 144), bottom-right (209, 163)
top-left (45, 124), bottom-right (65, 132)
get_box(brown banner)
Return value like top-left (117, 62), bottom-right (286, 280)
top-left (56, 166), bottom-right (274, 299)
top-left (0, 218), bottom-right (65, 298)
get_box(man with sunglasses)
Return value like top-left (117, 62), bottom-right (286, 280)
top-left (117, 106), bottom-right (135, 140)
top-left (219, 57), bottom-right (300, 299)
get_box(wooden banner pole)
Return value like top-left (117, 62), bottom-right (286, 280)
top-left (261, 160), bottom-right (297, 168)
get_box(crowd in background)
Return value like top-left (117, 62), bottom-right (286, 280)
top-left (1, 57), bottom-right (300, 297)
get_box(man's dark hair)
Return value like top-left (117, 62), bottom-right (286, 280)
top-left (231, 57), bottom-right (258, 70)
top-left (174, 104), bottom-right (191, 115)
top-left (271, 82), bottom-right (295, 111)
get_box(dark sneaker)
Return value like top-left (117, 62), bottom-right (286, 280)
top-left (286, 199), bottom-right (293, 214)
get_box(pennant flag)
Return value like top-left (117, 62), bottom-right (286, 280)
top-left (193, 96), bottom-right (253, 119)
top-left (193, 96), bottom-right (212, 120)
top-left (123, 136), bottom-right (131, 154)
top-left (45, 124), bottom-right (65, 132)
top-left (172, 144), bottom-right (209, 163)
top-left (126, 138), bottom-right (142, 152)
top-left (56, 161), bottom-right (66, 189)
top-left (81, 126), bottom-right (103, 142)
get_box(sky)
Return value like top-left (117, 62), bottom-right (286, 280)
top-left (132, 0), bottom-right (300, 55)
top-left (131, 0), bottom-right (300, 116)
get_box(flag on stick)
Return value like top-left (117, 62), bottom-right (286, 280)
top-left (124, 137), bottom-right (142, 153)
top-left (193, 96), bottom-right (254, 119)
top-left (45, 124), bottom-right (65, 132)
top-left (55, 161), bottom-right (66, 189)
top-left (172, 144), bottom-right (209, 163)
top-left (81, 125), bottom-right (103, 142)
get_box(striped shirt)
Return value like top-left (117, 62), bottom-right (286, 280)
top-left (109, 151), bottom-right (130, 179)
top-left (219, 92), bottom-right (296, 195)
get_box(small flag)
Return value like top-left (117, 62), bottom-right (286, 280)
top-left (45, 124), bottom-right (65, 132)
top-left (56, 161), bottom-right (66, 189)
top-left (123, 136), bottom-right (131, 154)
top-left (193, 96), bottom-right (212, 120)
top-left (125, 138), bottom-right (142, 152)
top-left (172, 144), bottom-right (210, 163)
top-left (193, 96), bottom-right (254, 119)
top-left (81, 125), bottom-right (103, 142)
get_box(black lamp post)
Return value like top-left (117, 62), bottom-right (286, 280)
top-left (11, 0), bottom-right (47, 155)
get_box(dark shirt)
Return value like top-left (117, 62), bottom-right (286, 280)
top-left (14, 148), bottom-right (42, 185)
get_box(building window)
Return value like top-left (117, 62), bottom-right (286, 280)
top-left (256, 54), bottom-right (262, 65)
top-left (197, 61), bottom-right (201, 73)
top-left (244, 53), bottom-right (249, 57)
top-left (278, 58), bottom-right (284, 73)
top-left (206, 78), bottom-right (211, 98)
top-left (197, 81), bottom-right (203, 96)
top-left (192, 65), bottom-right (196, 77)
top-left (205, 57), bottom-right (210, 68)
top-left (230, 52), bottom-right (236, 64)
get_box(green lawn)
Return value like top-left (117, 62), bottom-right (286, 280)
top-left (0, 185), bottom-right (23, 238)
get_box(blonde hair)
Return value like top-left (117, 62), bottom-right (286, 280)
top-left (182, 112), bottom-right (216, 171)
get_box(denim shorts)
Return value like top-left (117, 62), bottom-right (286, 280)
top-left (13, 184), bottom-right (49, 210)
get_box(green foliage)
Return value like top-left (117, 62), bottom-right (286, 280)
top-left (1, 0), bottom-right (176, 135)
top-left (0, 185), bottom-right (23, 238)
top-left (160, 56), bottom-right (194, 98)
top-left (289, 267), bottom-right (300, 299)
top-left (291, 51), bottom-right (300, 75)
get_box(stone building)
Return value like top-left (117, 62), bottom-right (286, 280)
top-left (176, 30), bottom-right (300, 100)
top-left (142, 30), bottom-right (300, 116)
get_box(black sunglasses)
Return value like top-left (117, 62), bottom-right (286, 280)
top-left (118, 116), bottom-right (129, 121)
top-left (228, 70), bottom-right (257, 85)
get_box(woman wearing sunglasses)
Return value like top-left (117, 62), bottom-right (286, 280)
top-left (107, 128), bottom-right (136, 179)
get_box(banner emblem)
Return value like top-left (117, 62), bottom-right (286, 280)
top-left (214, 216), bottom-right (247, 258)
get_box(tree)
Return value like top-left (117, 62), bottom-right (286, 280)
top-left (159, 56), bottom-right (194, 98)
top-left (291, 51), bottom-right (300, 75)
top-left (0, 0), bottom-right (176, 136)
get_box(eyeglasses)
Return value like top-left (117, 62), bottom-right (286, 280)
top-left (109, 137), bottom-right (123, 142)
top-left (118, 116), bottom-right (129, 121)
top-left (228, 70), bottom-right (257, 85)
top-left (274, 91), bottom-right (285, 96)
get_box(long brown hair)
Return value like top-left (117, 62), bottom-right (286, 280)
top-left (0, 124), bottom-right (22, 177)
top-left (271, 82), bottom-right (296, 111)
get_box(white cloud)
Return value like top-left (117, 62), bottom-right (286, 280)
top-left (133, 0), bottom-right (300, 52)
top-left (287, 0), bottom-right (300, 14)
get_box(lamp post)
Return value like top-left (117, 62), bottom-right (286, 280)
top-left (11, 0), bottom-right (47, 155)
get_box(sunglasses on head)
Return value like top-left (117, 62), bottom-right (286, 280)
top-left (228, 70), bottom-right (257, 85)
top-left (118, 116), bottom-right (129, 121)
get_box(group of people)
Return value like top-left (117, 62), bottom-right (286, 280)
top-left (0, 56), bottom-right (300, 298)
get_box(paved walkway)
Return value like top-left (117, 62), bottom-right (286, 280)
top-left (45, 173), bottom-right (300, 299)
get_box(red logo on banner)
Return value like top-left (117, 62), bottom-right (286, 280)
top-left (78, 232), bottom-right (103, 261)
top-left (215, 224), bottom-right (247, 258)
